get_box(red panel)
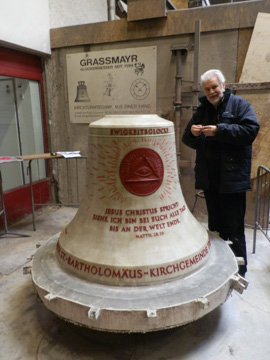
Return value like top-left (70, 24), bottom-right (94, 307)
top-left (2, 180), bottom-right (50, 226)
top-left (0, 47), bottom-right (42, 80)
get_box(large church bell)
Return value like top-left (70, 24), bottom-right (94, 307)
top-left (31, 114), bottom-right (247, 333)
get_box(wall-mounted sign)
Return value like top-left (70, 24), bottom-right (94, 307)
top-left (66, 46), bottom-right (157, 123)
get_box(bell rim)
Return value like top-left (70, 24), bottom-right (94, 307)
top-left (31, 231), bottom-right (239, 333)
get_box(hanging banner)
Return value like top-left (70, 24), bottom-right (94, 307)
top-left (66, 46), bottom-right (157, 123)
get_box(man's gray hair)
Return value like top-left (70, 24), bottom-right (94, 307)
top-left (200, 69), bottom-right (226, 85)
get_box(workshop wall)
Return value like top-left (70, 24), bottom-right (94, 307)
top-left (46, 31), bottom-right (238, 218)
top-left (46, 1), bottom-right (269, 223)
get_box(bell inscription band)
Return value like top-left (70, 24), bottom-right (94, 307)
top-left (31, 115), bottom-right (247, 333)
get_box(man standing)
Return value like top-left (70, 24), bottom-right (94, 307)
top-left (182, 69), bottom-right (260, 276)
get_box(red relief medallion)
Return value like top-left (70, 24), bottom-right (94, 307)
top-left (119, 148), bottom-right (164, 196)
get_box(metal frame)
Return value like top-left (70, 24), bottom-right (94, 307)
top-left (253, 165), bottom-right (270, 253)
top-left (191, 190), bottom-right (205, 214)
top-left (0, 171), bottom-right (30, 238)
top-left (180, 81), bottom-right (270, 96)
top-left (27, 156), bottom-right (87, 231)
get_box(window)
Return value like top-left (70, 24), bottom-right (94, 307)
top-left (0, 47), bottom-right (48, 223)
top-left (0, 76), bottom-right (46, 190)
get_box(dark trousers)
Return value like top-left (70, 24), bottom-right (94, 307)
top-left (204, 189), bottom-right (247, 276)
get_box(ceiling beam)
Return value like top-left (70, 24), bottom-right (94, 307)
top-left (50, 0), bottom-right (269, 49)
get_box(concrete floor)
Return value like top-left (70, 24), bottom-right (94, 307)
top-left (0, 206), bottom-right (270, 360)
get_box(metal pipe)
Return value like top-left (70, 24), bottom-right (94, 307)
top-left (171, 46), bottom-right (188, 171)
top-left (107, 0), bottom-right (115, 20)
top-left (174, 51), bottom-right (182, 171)
top-left (193, 20), bottom-right (201, 108)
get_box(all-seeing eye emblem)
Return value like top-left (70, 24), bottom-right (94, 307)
top-left (119, 148), bottom-right (164, 196)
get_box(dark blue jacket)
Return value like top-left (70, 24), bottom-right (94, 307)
top-left (182, 89), bottom-right (260, 193)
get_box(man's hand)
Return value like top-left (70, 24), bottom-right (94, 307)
top-left (191, 125), bottom-right (203, 137)
top-left (201, 125), bottom-right (217, 137)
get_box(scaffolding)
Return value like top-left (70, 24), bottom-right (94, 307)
top-left (253, 165), bottom-right (270, 253)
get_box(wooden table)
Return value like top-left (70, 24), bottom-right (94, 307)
top-left (1, 153), bottom-right (85, 231)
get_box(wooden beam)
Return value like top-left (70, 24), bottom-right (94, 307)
top-left (236, 28), bottom-right (253, 83)
top-left (127, 0), bottom-right (166, 21)
top-left (171, 0), bottom-right (189, 9)
top-left (50, 0), bottom-right (269, 49)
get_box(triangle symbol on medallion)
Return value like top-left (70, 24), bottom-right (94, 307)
top-left (125, 155), bottom-right (160, 183)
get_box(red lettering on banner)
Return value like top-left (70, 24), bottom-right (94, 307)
top-left (180, 205), bottom-right (186, 213)
top-left (136, 233), bottom-right (152, 238)
top-left (150, 268), bottom-right (157, 277)
top-left (173, 263), bottom-right (179, 272)
top-left (160, 267), bottom-right (166, 276)
top-left (170, 210), bottom-right (179, 218)
top-left (90, 204), bottom-right (188, 239)
top-left (110, 217), bottom-right (122, 224)
top-left (56, 242), bottom-right (67, 261)
top-left (134, 226), bottom-right (148, 232)
top-left (149, 223), bottom-right (165, 230)
top-left (125, 208), bottom-right (158, 216)
top-left (179, 261), bottom-right (185, 270)
top-left (121, 226), bottom-right (131, 232)
top-left (109, 225), bottom-right (119, 232)
top-left (111, 269), bottom-right (120, 277)
top-left (167, 218), bottom-right (181, 227)
top-left (56, 238), bottom-right (211, 281)
top-left (151, 215), bottom-right (168, 222)
top-left (105, 208), bottom-right (123, 215)
top-left (125, 218), bottom-right (136, 224)
top-left (122, 269), bottom-right (129, 278)
top-left (110, 128), bottom-right (169, 136)
top-left (160, 202), bottom-right (179, 212)
top-left (93, 214), bottom-right (108, 222)
top-left (84, 264), bottom-right (91, 273)
top-left (140, 217), bottom-right (149, 223)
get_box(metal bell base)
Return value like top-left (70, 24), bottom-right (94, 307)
top-left (31, 231), bottom-right (248, 333)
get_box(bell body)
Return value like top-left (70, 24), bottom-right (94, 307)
top-left (31, 114), bottom-right (245, 333)
top-left (56, 115), bottom-right (210, 285)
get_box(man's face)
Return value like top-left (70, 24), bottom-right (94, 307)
top-left (202, 76), bottom-right (225, 106)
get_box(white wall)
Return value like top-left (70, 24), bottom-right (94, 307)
top-left (0, 0), bottom-right (108, 55)
top-left (49, 0), bottom-right (108, 29)
top-left (0, 0), bottom-right (51, 55)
